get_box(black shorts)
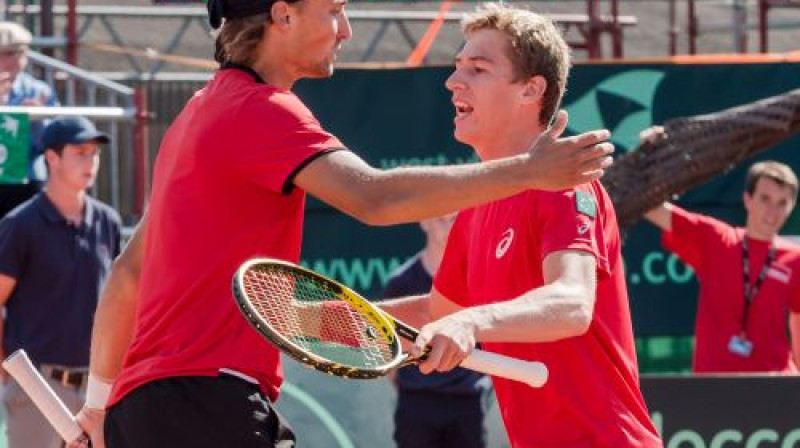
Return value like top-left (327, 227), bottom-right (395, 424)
top-left (105, 374), bottom-right (295, 448)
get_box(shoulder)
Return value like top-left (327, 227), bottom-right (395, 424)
top-left (14, 72), bottom-right (53, 92)
top-left (88, 198), bottom-right (122, 227)
top-left (235, 79), bottom-right (315, 122)
top-left (2, 195), bottom-right (41, 223)
top-left (231, 90), bottom-right (326, 146)
top-left (776, 236), bottom-right (800, 256)
top-left (209, 70), bottom-right (314, 125)
top-left (0, 196), bottom-right (41, 240)
top-left (527, 182), bottom-right (609, 215)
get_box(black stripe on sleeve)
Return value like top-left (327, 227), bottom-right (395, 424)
top-left (281, 147), bottom-right (349, 195)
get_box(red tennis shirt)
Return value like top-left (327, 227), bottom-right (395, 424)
top-left (109, 69), bottom-right (343, 406)
top-left (435, 182), bottom-right (662, 448)
top-left (663, 205), bottom-right (800, 373)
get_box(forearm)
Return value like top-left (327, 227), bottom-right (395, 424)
top-left (90, 215), bottom-right (146, 382)
top-left (378, 294), bottom-right (431, 329)
top-left (644, 202), bottom-right (673, 232)
top-left (298, 121), bottom-right (612, 226)
top-left (89, 262), bottom-right (139, 381)
top-left (339, 157), bottom-right (533, 226)
top-left (458, 282), bottom-right (594, 343)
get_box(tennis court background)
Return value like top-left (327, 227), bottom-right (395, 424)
top-left (1, 61), bottom-right (799, 447)
top-left (295, 61), bottom-right (800, 363)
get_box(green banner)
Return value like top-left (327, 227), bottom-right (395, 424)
top-left (294, 62), bottom-right (800, 340)
top-left (0, 113), bottom-right (30, 184)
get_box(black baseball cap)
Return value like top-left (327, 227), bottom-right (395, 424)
top-left (40, 116), bottom-right (110, 150)
top-left (207, 0), bottom-right (301, 29)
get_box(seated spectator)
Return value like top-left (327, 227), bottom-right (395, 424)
top-left (0, 21), bottom-right (58, 108)
top-left (0, 21), bottom-right (61, 217)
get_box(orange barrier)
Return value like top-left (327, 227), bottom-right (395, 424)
top-left (587, 51), bottom-right (800, 65)
top-left (406, 1), bottom-right (454, 67)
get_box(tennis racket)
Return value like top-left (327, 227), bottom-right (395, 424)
top-left (2, 350), bottom-right (89, 444)
top-left (232, 258), bottom-right (548, 388)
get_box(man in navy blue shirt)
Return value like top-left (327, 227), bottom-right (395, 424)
top-left (0, 116), bottom-right (121, 448)
top-left (380, 214), bottom-right (492, 448)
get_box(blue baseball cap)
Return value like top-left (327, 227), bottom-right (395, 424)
top-left (41, 116), bottom-right (110, 150)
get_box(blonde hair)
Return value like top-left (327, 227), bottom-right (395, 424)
top-left (214, 14), bottom-right (269, 66)
top-left (462, 3), bottom-right (571, 126)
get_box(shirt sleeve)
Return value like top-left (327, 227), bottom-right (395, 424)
top-left (537, 186), bottom-right (611, 278)
top-left (228, 91), bottom-right (345, 194)
top-left (790, 253), bottom-right (800, 313)
top-left (0, 216), bottom-right (26, 279)
top-left (662, 205), bottom-right (729, 272)
top-left (790, 283), bottom-right (800, 313)
top-left (433, 213), bottom-right (470, 306)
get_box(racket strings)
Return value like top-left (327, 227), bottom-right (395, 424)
top-left (242, 267), bottom-right (395, 368)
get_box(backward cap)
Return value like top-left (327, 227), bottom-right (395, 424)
top-left (0, 22), bottom-right (31, 51)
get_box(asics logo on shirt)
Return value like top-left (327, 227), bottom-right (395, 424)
top-left (495, 228), bottom-right (515, 259)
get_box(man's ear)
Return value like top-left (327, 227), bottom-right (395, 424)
top-left (43, 148), bottom-right (57, 166)
top-left (743, 191), bottom-right (753, 211)
top-left (270, 1), bottom-right (291, 27)
top-left (521, 76), bottom-right (547, 104)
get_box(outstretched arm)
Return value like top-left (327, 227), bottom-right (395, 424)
top-left (643, 202), bottom-right (674, 232)
top-left (295, 111), bottom-right (613, 226)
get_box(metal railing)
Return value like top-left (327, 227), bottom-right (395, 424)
top-left (0, 50), bottom-right (146, 224)
top-left (4, 4), bottom-right (637, 75)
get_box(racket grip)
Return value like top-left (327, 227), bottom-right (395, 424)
top-left (461, 349), bottom-right (548, 388)
top-left (2, 349), bottom-right (85, 442)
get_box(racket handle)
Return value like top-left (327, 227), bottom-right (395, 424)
top-left (461, 349), bottom-right (548, 388)
top-left (2, 349), bottom-right (85, 442)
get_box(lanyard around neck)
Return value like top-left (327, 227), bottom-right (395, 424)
top-left (740, 235), bottom-right (776, 334)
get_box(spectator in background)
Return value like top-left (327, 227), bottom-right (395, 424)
top-left (0, 115), bottom-right (121, 448)
top-left (0, 21), bottom-right (59, 108)
top-left (0, 21), bottom-right (62, 216)
top-left (643, 152), bottom-right (800, 373)
top-left (380, 213), bottom-right (492, 448)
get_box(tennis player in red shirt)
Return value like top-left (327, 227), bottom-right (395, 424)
top-left (67, 0), bottom-right (615, 447)
top-left (383, 4), bottom-right (662, 447)
top-left (645, 159), bottom-right (800, 373)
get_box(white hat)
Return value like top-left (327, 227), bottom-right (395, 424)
top-left (0, 22), bottom-right (32, 51)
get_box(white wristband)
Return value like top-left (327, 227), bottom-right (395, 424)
top-left (85, 374), bottom-right (113, 410)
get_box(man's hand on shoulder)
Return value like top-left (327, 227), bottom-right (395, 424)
top-left (526, 110), bottom-right (614, 191)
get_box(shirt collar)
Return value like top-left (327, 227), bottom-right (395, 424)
top-left (34, 192), bottom-right (94, 227)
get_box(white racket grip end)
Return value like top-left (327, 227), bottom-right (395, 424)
top-left (2, 350), bottom-right (84, 442)
top-left (461, 349), bottom-right (548, 388)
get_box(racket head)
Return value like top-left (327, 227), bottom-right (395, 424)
top-left (232, 258), bottom-right (405, 379)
